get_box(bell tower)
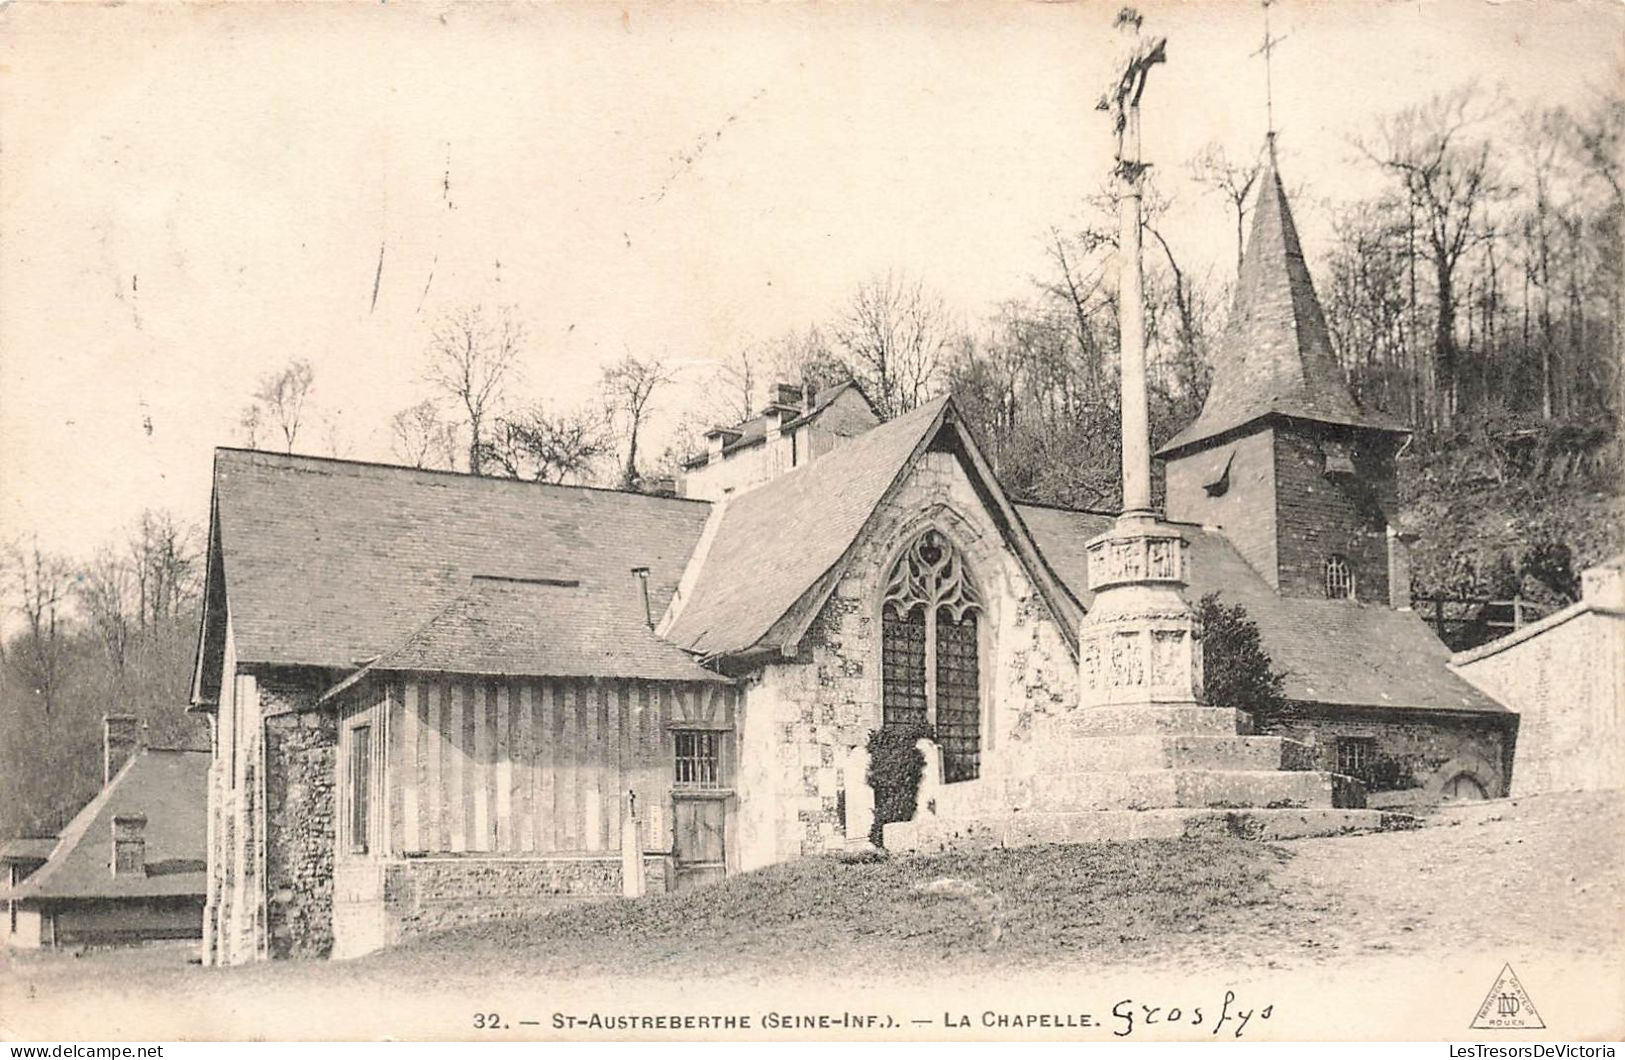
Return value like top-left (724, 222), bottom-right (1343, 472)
top-left (1157, 145), bottom-right (1409, 605)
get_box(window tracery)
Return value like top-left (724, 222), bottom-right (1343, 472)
top-left (880, 530), bottom-right (984, 783)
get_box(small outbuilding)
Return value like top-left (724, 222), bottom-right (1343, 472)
top-left (0, 741), bottom-right (209, 949)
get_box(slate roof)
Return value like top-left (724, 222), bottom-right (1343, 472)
top-left (665, 398), bottom-right (950, 658)
top-left (210, 450), bottom-right (713, 671)
top-left (682, 381), bottom-right (876, 468)
top-left (1158, 150), bottom-right (1406, 458)
top-left (1, 749), bottom-right (208, 902)
top-left (326, 575), bottom-right (726, 695)
top-left (1018, 503), bottom-right (1506, 714)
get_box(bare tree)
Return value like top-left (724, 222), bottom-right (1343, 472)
top-left (478, 404), bottom-right (610, 484)
top-left (761, 325), bottom-right (852, 400)
top-left (714, 347), bottom-right (759, 425)
top-left (77, 548), bottom-right (135, 672)
top-left (1359, 85), bottom-right (1504, 431)
top-left (600, 353), bottom-right (673, 490)
top-left (424, 305), bottom-right (525, 474)
top-left (831, 272), bottom-right (955, 419)
top-left (239, 404), bottom-right (263, 449)
top-left (129, 510), bottom-right (199, 631)
top-left (6, 539), bottom-right (74, 714)
top-left (243, 358), bottom-right (316, 453)
top-left (1188, 141), bottom-right (1263, 275)
top-left (390, 399), bottom-right (459, 469)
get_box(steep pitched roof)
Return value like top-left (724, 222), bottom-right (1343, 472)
top-left (207, 450), bottom-right (713, 672)
top-left (1, 749), bottom-right (208, 901)
top-left (324, 575), bottom-right (726, 698)
top-left (682, 381), bottom-right (879, 468)
top-left (1158, 149), bottom-right (1406, 458)
top-left (1019, 504), bottom-right (1506, 714)
top-left (665, 399), bottom-right (950, 658)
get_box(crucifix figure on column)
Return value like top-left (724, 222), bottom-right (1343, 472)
top-left (1097, 9), bottom-right (1167, 180)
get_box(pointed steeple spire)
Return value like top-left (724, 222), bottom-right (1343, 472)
top-left (1157, 149), bottom-right (1405, 458)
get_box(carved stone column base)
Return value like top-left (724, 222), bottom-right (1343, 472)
top-left (1078, 515), bottom-right (1204, 708)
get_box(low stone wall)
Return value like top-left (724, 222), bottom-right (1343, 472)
top-left (1252, 704), bottom-right (1512, 802)
top-left (355, 854), bottom-right (670, 949)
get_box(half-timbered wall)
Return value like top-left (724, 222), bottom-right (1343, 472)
top-left (350, 676), bottom-right (737, 859)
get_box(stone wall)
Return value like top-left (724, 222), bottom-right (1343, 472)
top-left (368, 854), bottom-right (666, 947)
top-left (263, 678), bottom-right (336, 960)
top-left (734, 447), bottom-right (1078, 869)
top-left (1252, 703), bottom-right (1513, 803)
top-left (1452, 607), bottom-right (1624, 795)
top-left (1272, 427), bottom-right (1395, 605)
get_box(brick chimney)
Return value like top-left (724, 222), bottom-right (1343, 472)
top-left (1386, 527), bottom-right (1417, 611)
top-left (112, 813), bottom-right (147, 877)
top-left (103, 714), bottom-right (142, 785)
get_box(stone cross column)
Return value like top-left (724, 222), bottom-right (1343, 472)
top-left (1118, 164), bottom-right (1153, 517)
top-left (1078, 17), bottom-right (1204, 711)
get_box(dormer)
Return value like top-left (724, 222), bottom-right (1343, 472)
top-left (678, 380), bottom-right (881, 501)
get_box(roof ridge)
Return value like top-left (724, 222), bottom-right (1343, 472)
top-left (215, 447), bottom-right (712, 505)
top-left (1012, 499), bottom-right (1121, 517)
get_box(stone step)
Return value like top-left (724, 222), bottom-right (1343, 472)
top-left (1013, 734), bottom-right (1316, 775)
top-left (932, 769), bottom-right (1363, 818)
top-left (1031, 705), bottom-right (1252, 739)
top-left (883, 806), bottom-right (1416, 853)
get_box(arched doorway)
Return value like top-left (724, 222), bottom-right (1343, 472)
top-left (1440, 772), bottom-right (1489, 801)
top-left (881, 530), bottom-right (984, 783)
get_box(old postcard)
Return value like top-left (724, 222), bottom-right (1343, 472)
top-left (0, 0), bottom-right (1621, 1045)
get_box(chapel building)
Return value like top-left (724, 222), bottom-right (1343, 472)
top-left (191, 154), bottom-right (1514, 964)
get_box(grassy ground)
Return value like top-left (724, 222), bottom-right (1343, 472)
top-left (379, 835), bottom-right (1284, 980)
top-left (3, 791), bottom-right (1621, 1041)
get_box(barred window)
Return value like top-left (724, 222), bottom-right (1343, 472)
top-left (1325, 554), bottom-right (1355, 600)
top-left (1336, 736), bottom-right (1376, 780)
top-left (674, 730), bottom-right (722, 789)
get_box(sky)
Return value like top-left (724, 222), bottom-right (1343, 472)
top-left (1, 0), bottom-right (1620, 562)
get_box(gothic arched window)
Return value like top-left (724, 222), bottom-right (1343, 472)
top-left (1324, 554), bottom-right (1355, 600)
top-left (881, 530), bottom-right (983, 783)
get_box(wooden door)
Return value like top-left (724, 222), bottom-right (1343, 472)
top-left (672, 796), bottom-right (727, 889)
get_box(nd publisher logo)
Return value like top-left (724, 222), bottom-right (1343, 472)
top-left (1471, 964), bottom-right (1546, 1030)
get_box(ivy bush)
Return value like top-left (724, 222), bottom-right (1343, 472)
top-left (864, 721), bottom-right (933, 847)
top-left (1197, 593), bottom-right (1287, 714)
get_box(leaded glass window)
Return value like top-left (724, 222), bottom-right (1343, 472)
top-left (880, 530), bottom-right (984, 782)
